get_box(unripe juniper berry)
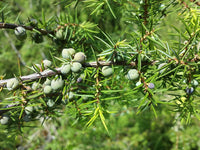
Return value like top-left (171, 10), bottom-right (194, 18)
top-left (7, 78), bottom-right (19, 91)
top-left (74, 52), bottom-right (86, 63)
top-left (51, 77), bottom-right (64, 90)
top-left (62, 48), bottom-right (75, 59)
top-left (47, 99), bottom-right (55, 107)
top-left (102, 66), bottom-right (113, 77)
top-left (158, 63), bottom-right (167, 74)
top-left (136, 81), bottom-right (142, 86)
top-left (43, 60), bottom-right (52, 69)
top-left (71, 62), bottom-right (82, 73)
top-left (67, 92), bottom-right (74, 100)
top-left (44, 78), bottom-right (51, 85)
top-left (44, 85), bottom-right (52, 94)
top-left (56, 29), bottom-right (64, 39)
top-left (25, 106), bottom-right (34, 115)
top-left (127, 69), bottom-right (139, 80)
top-left (0, 116), bottom-right (9, 125)
top-left (191, 80), bottom-right (198, 87)
top-left (61, 64), bottom-right (71, 75)
top-left (32, 82), bottom-right (41, 90)
top-left (14, 26), bottom-right (27, 41)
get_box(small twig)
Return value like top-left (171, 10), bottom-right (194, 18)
top-left (189, 0), bottom-right (200, 6)
top-left (55, 23), bottom-right (79, 31)
top-left (143, 0), bottom-right (149, 25)
top-left (74, 100), bottom-right (81, 116)
top-left (95, 68), bottom-right (101, 104)
top-left (0, 22), bottom-right (54, 35)
top-left (127, 1), bottom-right (137, 9)
top-left (180, 32), bottom-right (197, 59)
top-left (179, 0), bottom-right (191, 10)
top-left (140, 29), bottom-right (155, 43)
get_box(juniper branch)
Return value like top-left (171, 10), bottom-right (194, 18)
top-left (0, 61), bottom-right (152, 88)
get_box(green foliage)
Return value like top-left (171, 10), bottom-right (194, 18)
top-left (0, 0), bottom-right (200, 149)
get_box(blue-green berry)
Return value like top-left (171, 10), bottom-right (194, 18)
top-left (6, 78), bottom-right (19, 91)
top-left (44, 85), bottom-right (52, 94)
top-left (71, 62), bottom-right (82, 73)
top-left (47, 99), bottom-right (55, 107)
top-left (44, 78), bottom-right (51, 85)
top-left (62, 48), bottom-right (75, 59)
top-left (74, 52), bottom-right (86, 63)
top-left (67, 92), bottom-right (74, 100)
top-left (51, 77), bottom-right (64, 90)
top-left (43, 60), bottom-right (52, 69)
top-left (136, 81), bottom-right (142, 86)
top-left (191, 80), bottom-right (198, 87)
top-left (158, 63), bottom-right (167, 74)
top-left (14, 26), bottom-right (27, 41)
top-left (127, 69), bottom-right (139, 80)
top-left (32, 82), bottom-right (41, 90)
top-left (0, 116), bottom-right (9, 125)
top-left (61, 64), bottom-right (71, 75)
top-left (25, 106), bottom-right (33, 115)
top-left (102, 66), bottom-right (113, 77)
top-left (56, 29), bottom-right (64, 39)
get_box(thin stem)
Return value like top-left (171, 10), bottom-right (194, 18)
top-left (0, 22), bottom-right (54, 35)
top-left (143, 0), bottom-right (148, 25)
top-left (189, 0), bottom-right (200, 6)
top-left (95, 68), bottom-right (101, 104)
top-left (74, 100), bottom-right (81, 116)
top-left (179, 0), bottom-right (190, 10)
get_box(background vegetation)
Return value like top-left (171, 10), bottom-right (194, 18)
top-left (0, 0), bottom-right (200, 149)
